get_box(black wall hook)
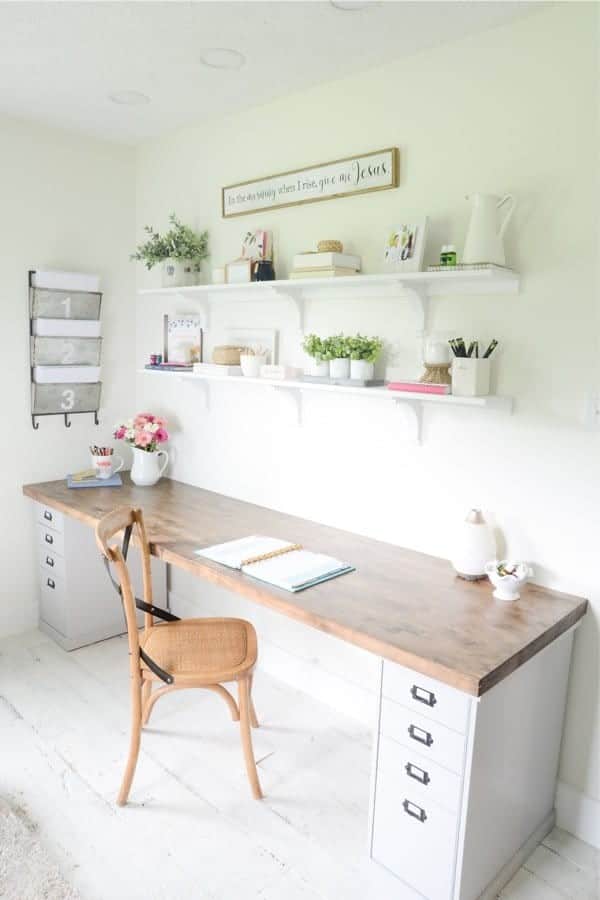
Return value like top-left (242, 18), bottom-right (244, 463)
top-left (32, 415), bottom-right (39, 430)
top-left (93, 411), bottom-right (100, 426)
top-left (64, 413), bottom-right (71, 428)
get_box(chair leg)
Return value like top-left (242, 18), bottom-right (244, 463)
top-left (141, 680), bottom-right (152, 726)
top-left (249, 674), bottom-right (259, 729)
top-left (117, 678), bottom-right (143, 807)
top-left (238, 676), bottom-right (263, 800)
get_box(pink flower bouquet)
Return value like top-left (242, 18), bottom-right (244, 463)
top-left (113, 413), bottom-right (169, 453)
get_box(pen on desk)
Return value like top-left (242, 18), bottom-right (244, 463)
top-left (483, 339), bottom-right (498, 359)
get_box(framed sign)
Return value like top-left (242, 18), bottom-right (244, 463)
top-left (222, 147), bottom-right (399, 218)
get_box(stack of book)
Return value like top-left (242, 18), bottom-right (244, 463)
top-left (289, 251), bottom-right (361, 280)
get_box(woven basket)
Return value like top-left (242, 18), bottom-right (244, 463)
top-left (317, 240), bottom-right (343, 253)
top-left (212, 345), bottom-right (247, 365)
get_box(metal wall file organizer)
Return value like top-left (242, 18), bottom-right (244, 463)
top-left (29, 271), bottom-right (103, 429)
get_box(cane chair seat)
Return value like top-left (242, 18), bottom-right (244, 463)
top-left (140, 618), bottom-right (258, 685)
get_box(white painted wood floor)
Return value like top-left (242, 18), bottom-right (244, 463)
top-left (0, 630), bottom-right (598, 900)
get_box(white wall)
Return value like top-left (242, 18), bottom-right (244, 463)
top-left (0, 115), bottom-right (136, 636)
top-left (134, 4), bottom-right (600, 842)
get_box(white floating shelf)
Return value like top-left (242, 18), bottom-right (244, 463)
top-left (138, 369), bottom-right (513, 443)
top-left (138, 267), bottom-right (519, 333)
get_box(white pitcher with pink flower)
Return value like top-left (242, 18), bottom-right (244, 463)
top-left (114, 412), bottom-right (169, 487)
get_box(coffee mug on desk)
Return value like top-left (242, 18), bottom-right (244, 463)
top-left (91, 454), bottom-right (124, 480)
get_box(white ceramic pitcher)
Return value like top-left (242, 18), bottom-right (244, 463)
top-left (130, 447), bottom-right (169, 487)
top-left (462, 193), bottom-right (515, 266)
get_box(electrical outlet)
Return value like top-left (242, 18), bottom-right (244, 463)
top-left (583, 391), bottom-right (600, 428)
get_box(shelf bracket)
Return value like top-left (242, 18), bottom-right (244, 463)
top-left (392, 398), bottom-right (424, 444)
top-left (402, 285), bottom-right (430, 339)
top-left (275, 287), bottom-right (305, 332)
top-left (185, 375), bottom-right (210, 411)
top-left (271, 385), bottom-right (302, 425)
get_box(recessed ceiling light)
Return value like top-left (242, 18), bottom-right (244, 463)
top-left (200, 48), bottom-right (245, 70)
top-left (109, 91), bottom-right (151, 106)
top-left (331, 1), bottom-right (375, 9)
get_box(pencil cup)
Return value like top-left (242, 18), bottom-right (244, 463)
top-left (451, 358), bottom-right (491, 397)
top-left (91, 454), bottom-right (124, 480)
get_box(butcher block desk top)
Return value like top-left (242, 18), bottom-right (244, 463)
top-left (23, 477), bottom-right (587, 696)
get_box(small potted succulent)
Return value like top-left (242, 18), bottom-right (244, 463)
top-left (302, 334), bottom-right (330, 377)
top-left (347, 334), bottom-right (384, 381)
top-left (327, 334), bottom-right (351, 379)
top-left (131, 213), bottom-right (209, 288)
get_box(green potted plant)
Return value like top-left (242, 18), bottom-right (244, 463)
top-left (347, 334), bottom-right (384, 381)
top-left (131, 213), bottom-right (209, 288)
top-left (302, 334), bottom-right (330, 377)
top-left (327, 334), bottom-right (351, 379)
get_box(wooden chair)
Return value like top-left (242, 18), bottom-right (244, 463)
top-left (95, 506), bottom-right (263, 806)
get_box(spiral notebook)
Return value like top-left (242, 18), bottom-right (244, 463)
top-left (196, 536), bottom-right (354, 593)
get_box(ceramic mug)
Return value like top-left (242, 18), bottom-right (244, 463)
top-left (91, 454), bottom-right (124, 480)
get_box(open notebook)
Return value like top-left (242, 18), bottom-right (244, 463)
top-left (196, 536), bottom-right (354, 593)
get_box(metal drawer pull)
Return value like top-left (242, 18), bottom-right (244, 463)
top-left (405, 762), bottom-right (430, 785)
top-left (408, 724), bottom-right (433, 747)
top-left (44, 533), bottom-right (53, 544)
top-left (403, 799), bottom-right (427, 823)
top-left (43, 510), bottom-right (53, 522)
top-left (46, 556), bottom-right (54, 567)
top-left (47, 577), bottom-right (55, 589)
top-left (411, 684), bottom-right (437, 708)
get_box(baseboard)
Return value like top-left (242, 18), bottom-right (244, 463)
top-left (476, 811), bottom-right (555, 899)
top-left (556, 780), bottom-right (600, 849)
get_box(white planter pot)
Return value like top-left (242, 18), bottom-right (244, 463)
top-left (350, 359), bottom-right (374, 381)
top-left (240, 354), bottom-right (267, 378)
top-left (306, 359), bottom-right (330, 377)
top-left (329, 358), bottom-right (350, 379)
top-left (161, 258), bottom-right (200, 288)
top-left (130, 446), bottom-right (169, 487)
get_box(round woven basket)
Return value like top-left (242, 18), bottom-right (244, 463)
top-left (212, 345), bottom-right (247, 365)
top-left (317, 240), bottom-right (343, 253)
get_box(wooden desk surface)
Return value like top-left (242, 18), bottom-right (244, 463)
top-left (23, 476), bottom-right (587, 696)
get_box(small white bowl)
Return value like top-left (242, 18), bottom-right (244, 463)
top-left (485, 560), bottom-right (533, 602)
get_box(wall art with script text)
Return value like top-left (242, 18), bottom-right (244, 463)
top-left (222, 148), bottom-right (399, 218)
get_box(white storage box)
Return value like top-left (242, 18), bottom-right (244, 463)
top-left (32, 318), bottom-right (102, 338)
top-left (33, 365), bottom-right (101, 384)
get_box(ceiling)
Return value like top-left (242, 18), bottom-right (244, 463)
top-left (0, 1), bottom-right (542, 144)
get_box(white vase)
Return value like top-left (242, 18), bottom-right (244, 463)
top-left (161, 258), bottom-right (200, 288)
top-left (450, 509), bottom-right (496, 581)
top-left (329, 358), bottom-right (350, 379)
top-left (462, 193), bottom-right (516, 266)
top-left (240, 354), bottom-right (266, 377)
top-left (130, 447), bottom-right (169, 487)
top-left (306, 359), bottom-right (330, 377)
top-left (350, 359), bottom-right (374, 381)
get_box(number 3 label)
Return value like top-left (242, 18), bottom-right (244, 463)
top-left (61, 389), bottom-right (75, 411)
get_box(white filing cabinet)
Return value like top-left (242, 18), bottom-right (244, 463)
top-left (368, 629), bottom-right (576, 900)
top-left (35, 501), bottom-right (167, 650)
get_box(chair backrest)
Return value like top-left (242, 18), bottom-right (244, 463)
top-left (95, 507), bottom-right (155, 658)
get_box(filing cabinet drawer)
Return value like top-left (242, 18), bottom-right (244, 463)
top-left (382, 660), bottom-right (471, 734)
top-left (39, 568), bottom-right (67, 636)
top-left (37, 524), bottom-right (65, 557)
top-left (38, 545), bottom-right (66, 580)
top-left (380, 698), bottom-right (466, 775)
top-left (35, 503), bottom-right (64, 533)
top-left (372, 753), bottom-right (458, 900)
top-left (377, 734), bottom-right (462, 815)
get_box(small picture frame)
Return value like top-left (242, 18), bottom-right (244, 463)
top-left (384, 218), bottom-right (428, 273)
top-left (225, 259), bottom-right (253, 284)
top-left (163, 315), bottom-right (203, 364)
top-left (241, 230), bottom-right (272, 261)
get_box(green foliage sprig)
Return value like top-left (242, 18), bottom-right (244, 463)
top-left (131, 213), bottom-right (209, 270)
top-left (346, 334), bottom-right (384, 363)
top-left (302, 333), bottom-right (384, 363)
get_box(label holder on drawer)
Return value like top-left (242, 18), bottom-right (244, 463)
top-left (410, 683), bottom-right (437, 708)
top-left (402, 799), bottom-right (427, 823)
top-left (405, 761), bottom-right (430, 785)
top-left (408, 723), bottom-right (434, 747)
